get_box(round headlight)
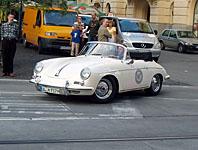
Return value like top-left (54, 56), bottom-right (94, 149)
top-left (80, 68), bottom-right (91, 80)
top-left (154, 42), bottom-right (161, 49)
top-left (185, 42), bottom-right (192, 45)
top-left (34, 62), bottom-right (44, 73)
top-left (123, 40), bottom-right (132, 47)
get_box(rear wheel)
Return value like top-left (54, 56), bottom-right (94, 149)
top-left (145, 74), bottom-right (162, 96)
top-left (92, 77), bottom-right (117, 103)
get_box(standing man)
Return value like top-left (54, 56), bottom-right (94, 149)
top-left (98, 19), bottom-right (112, 42)
top-left (1, 13), bottom-right (18, 77)
top-left (87, 12), bottom-right (100, 41)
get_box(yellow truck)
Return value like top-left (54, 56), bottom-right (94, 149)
top-left (22, 6), bottom-right (77, 53)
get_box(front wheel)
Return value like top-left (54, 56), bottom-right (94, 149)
top-left (160, 41), bottom-right (165, 50)
top-left (178, 44), bottom-right (186, 53)
top-left (23, 37), bottom-right (30, 48)
top-left (92, 77), bottom-right (117, 103)
top-left (145, 74), bottom-right (162, 96)
top-left (153, 57), bottom-right (159, 62)
top-left (38, 40), bottom-right (45, 54)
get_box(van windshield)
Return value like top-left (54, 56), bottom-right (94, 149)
top-left (44, 10), bottom-right (77, 26)
top-left (119, 19), bottom-right (153, 34)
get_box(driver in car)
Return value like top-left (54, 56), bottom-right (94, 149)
top-left (116, 46), bottom-right (124, 59)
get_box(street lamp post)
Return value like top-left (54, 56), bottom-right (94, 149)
top-left (18, 0), bottom-right (23, 40)
top-left (100, 0), bottom-right (104, 12)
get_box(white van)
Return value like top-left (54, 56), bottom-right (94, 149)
top-left (100, 16), bottom-right (161, 61)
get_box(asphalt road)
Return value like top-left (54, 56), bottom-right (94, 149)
top-left (0, 80), bottom-right (198, 150)
top-left (0, 44), bottom-right (198, 149)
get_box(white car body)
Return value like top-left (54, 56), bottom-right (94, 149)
top-left (30, 42), bottom-right (170, 103)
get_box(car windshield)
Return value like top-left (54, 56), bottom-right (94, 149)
top-left (79, 43), bottom-right (125, 60)
top-left (44, 10), bottom-right (77, 26)
top-left (119, 19), bottom-right (153, 34)
top-left (177, 31), bottom-right (196, 38)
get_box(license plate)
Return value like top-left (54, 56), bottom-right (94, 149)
top-left (60, 46), bottom-right (70, 50)
top-left (41, 86), bottom-right (61, 94)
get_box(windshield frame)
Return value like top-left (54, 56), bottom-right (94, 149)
top-left (119, 19), bottom-right (153, 34)
top-left (79, 42), bottom-right (127, 60)
top-left (43, 10), bottom-right (77, 27)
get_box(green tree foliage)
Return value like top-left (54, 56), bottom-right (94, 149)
top-left (0, 0), bottom-right (68, 22)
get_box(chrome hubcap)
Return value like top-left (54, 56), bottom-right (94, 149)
top-left (151, 75), bottom-right (161, 92)
top-left (179, 46), bottom-right (183, 52)
top-left (95, 79), bottom-right (113, 100)
top-left (23, 39), bottom-right (27, 46)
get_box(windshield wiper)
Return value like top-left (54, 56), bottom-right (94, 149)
top-left (58, 24), bottom-right (72, 27)
top-left (46, 23), bottom-right (57, 25)
top-left (91, 53), bottom-right (102, 56)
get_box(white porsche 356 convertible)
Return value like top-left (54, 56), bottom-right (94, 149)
top-left (30, 42), bottom-right (170, 103)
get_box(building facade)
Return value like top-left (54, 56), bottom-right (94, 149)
top-left (78, 0), bottom-right (198, 34)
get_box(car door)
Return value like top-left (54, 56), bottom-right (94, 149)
top-left (118, 53), bottom-right (151, 91)
top-left (160, 30), bottom-right (170, 47)
top-left (31, 10), bottom-right (41, 45)
top-left (168, 30), bottom-right (179, 49)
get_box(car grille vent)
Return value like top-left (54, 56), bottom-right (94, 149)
top-left (51, 39), bottom-right (70, 46)
top-left (132, 43), bottom-right (153, 49)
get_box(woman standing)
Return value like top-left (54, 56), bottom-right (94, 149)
top-left (107, 20), bottom-right (117, 43)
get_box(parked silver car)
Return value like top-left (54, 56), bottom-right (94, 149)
top-left (158, 29), bottom-right (198, 53)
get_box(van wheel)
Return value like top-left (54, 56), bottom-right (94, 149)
top-left (38, 40), bottom-right (44, 54)
top-left (160, 41), bottom-right (165, 50)
top-left (23, 38), bottom-right (30, 48)
top-left (153, 57), bottom-right (159, 62)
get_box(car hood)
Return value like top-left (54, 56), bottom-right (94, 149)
top-left (43, 56), bottom-right (120, 78)
top-left (122, 32), bottom-right (157, 43)
top-left (179, 38), bottom-right (198, 44)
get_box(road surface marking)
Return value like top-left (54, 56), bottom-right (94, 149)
top-left (145, 97), bottom-right (198, 102)
top-left (0, 79), bottom-right (29, 82)
top-left (0, 116), bottom-right (142, 121)
top-left (112, 101), bottom-right (143, 118)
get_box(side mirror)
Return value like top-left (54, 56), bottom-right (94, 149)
top-left (125, 59), bottom-right (134, 64)
top-left (154, 30), bottom-right (158, 35)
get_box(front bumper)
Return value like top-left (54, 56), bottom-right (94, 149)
top-left (164, 75), bottom-right (170, 80)
top-left (185, 45), bottom-right (198, 51)
top-left (40, 37), bottom-right (71, 51)
top-left (127, 47), bottom-right (161, 58)
top-left (30, 78), bottom-right (95, 96)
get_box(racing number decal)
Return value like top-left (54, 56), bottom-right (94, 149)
top-left (135, 69), bottom-right (143, 84)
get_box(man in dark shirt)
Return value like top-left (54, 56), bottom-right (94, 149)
top-left (1, 13), bottom-right (18, 77)
top-left (87, 12), bottom-right (100, 41)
